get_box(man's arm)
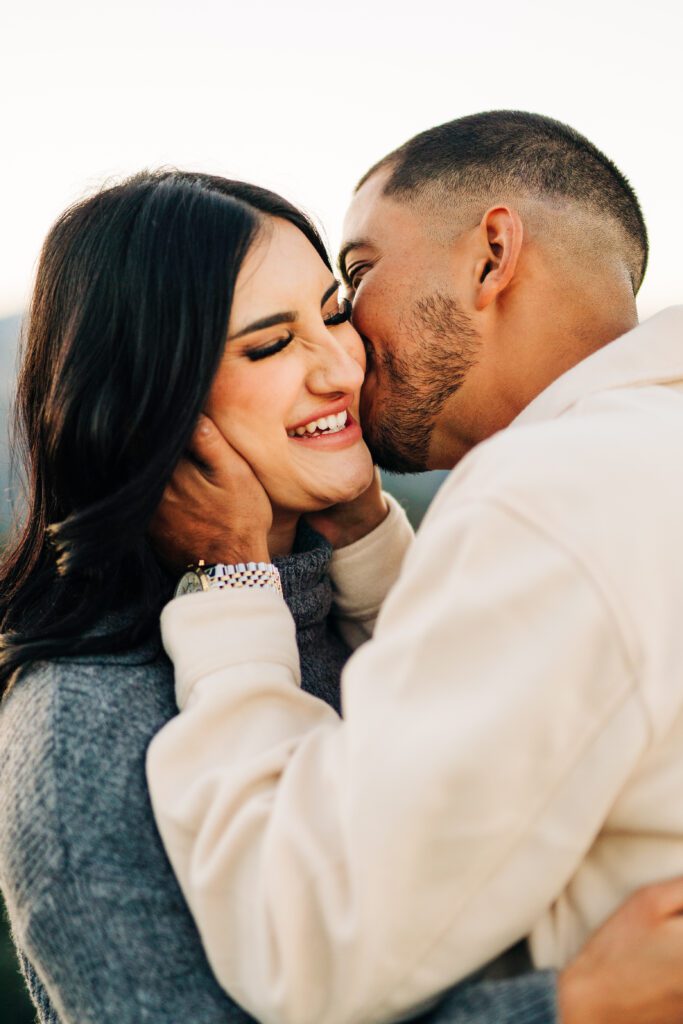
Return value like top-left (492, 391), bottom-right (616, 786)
top-left (147, 487), bottom-right (650, 1024)
top-left (428, 878), bottom-right (683, 1024)
top-left (327, 491), bottom-right (415, 648)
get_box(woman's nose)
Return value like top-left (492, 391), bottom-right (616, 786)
top-left (305, 331), bottom-right (365, 396)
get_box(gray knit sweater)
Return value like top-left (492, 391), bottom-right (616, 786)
top-left (0, 525), bottom-right (557, 1023)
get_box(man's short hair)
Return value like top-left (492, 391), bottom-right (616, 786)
top-left (358, 111), bottom-right (648, 290)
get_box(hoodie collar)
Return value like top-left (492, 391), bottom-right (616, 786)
top-left (512, 306), bottom-right (683, 428)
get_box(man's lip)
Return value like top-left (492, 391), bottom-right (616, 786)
top-left (287, 396), bottom-right (353, 432)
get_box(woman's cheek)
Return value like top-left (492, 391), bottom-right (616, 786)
top-left (206, 369), bottom-right (269, 451)
top-left (225, 417), bottom-right (272, 471)
top-left (341, 324), bottom-right (367, 374)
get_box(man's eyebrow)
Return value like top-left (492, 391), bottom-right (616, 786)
top-left (338, 239), bottom-right (369, 283)
top-left (228, 280), bottom-right (340, 341)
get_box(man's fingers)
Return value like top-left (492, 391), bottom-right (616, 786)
top-left (162, 454), bottom-right (206, 500)
top-left (186, 415), bottom-right (227, 474)
top-left (632, 876), bottom-right (683, 919)
top-left (187, 414), bottom-right (253, 480)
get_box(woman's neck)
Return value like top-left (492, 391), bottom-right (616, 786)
top-left (268, 510), bottom-right (301, 558)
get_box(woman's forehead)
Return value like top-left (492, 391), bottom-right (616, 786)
top-left (234, 219), bottom-right (332, 313)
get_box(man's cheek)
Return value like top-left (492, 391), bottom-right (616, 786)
top-left (355, 340), bottom-right (367, 375)
top-left (359, 373), bottom-right (378, 427)
top-left (350, 287), bottom-right (378, 338)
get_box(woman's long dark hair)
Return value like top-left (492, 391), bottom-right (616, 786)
top-left (0, 170), bottom-right (331, 696)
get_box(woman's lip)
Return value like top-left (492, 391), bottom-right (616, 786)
top-left (287, 396), bottom-right (353, 432)
top-left (286, 414), bottom-right (362, 450)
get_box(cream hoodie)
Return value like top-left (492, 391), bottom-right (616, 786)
top-left (148, 308), bottom-right (683, 1024)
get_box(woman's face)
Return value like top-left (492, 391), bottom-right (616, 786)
top-left (206, 218), bottom-right (374, 515)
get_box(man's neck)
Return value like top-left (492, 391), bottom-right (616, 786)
top-left (427, 302), bottom-right (639, 471)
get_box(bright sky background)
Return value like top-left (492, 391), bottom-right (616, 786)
top-left (2, 0), bottom-right (682, 321)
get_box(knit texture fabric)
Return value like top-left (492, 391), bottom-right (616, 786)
top-left (424, 971), bottom-right (558, 1024)
top-left (0, 526), bottom-right (557, 1024)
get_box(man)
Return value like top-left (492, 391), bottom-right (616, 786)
top-left (147, 112), bottom-right (683, 1023)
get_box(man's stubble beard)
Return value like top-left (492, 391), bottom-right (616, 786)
top-left (362, 292), bottom-right (480, 474)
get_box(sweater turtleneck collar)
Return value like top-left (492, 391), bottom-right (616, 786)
top-left (273, 520), bottom-right (333, 630)
top-left (273, 519), bottom-right (348, 714)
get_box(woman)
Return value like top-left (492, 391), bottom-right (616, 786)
top-left (0, 169), bottom-right (561, 1022)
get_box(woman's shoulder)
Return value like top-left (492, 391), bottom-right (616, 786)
top-left (0, 650), bottom-right (176, 896)
top-left (0, 655), bottom-right (249, 1024)
top-left (0, 664), bottom-right (67, 901)
top-left (1, 644), bottom-right (175, 743)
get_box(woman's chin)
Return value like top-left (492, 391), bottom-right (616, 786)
top-left (289, 465), bottom-right (374, 513)
top-left (317, 478), bottom-right (376, 511)
top-left (268, 448), bottom-right (375, 515)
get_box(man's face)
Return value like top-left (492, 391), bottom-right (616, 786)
top-left (340, 170), bottom-right (481, 473)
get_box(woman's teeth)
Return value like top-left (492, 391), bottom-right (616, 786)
top-left (287, 410), bottom-right (348, 438)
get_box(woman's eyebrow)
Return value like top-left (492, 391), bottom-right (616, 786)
top-left (229, 311), bottom-right (297, 341)
top-left (229, 281), bottom-right (341, 340)
top-left (321, 280), bottom-right (340, 306)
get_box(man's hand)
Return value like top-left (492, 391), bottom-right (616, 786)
top-left (559, 878), bottom-right (683, 1023)
top-left (306, 468), bottom-right (389, 549)
top-left (149, 415), bottom-right (272, 570)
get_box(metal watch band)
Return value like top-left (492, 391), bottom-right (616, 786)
top-left (204, 561), bottom-right (283, 596)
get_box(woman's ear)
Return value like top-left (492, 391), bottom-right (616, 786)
top-left (473, 206), bottom-right (524, 311)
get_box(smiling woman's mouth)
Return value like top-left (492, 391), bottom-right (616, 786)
top-left (286, 410), bottom-right (362, 447)
top-left (287, 409), bottom-right (348, 438)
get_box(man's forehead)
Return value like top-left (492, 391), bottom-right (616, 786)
top-left (341, 169), bottom-right (390, 242)
top-left (340, 168), bottom-right (421, 270)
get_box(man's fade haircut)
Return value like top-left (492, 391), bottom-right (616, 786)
top-left (357, 110), bottom-right (648, 291)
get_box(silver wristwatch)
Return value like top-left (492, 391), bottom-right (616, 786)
top-left (175, 559), bottom-right (283, 597)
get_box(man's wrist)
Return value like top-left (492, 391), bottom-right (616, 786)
top-left (322, 497), bottom-right (390, 550)
top-left (205, 538), bottom-right (270, 566)
top-left (339, 499), bottom-right (390, 548)
top-left (557, 961), bottom-right (611, 1024)
top-left (220, 548), bottom-right (271, 565)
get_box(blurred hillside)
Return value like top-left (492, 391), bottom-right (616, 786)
top-left (0, 317), bottom-right (33, 1022)
top-left (0, 316), bottom-right (21, 535)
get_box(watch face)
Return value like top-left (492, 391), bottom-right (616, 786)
top-left (175, 571), bottom-right (204, 597)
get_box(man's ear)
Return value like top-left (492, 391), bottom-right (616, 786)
top-left (473, 206), bottom-right (523, 311)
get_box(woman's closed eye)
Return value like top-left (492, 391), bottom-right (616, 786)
top-left (246, 285), bottom-right (351, 362)
top-left (246, 332), bottom-right (294, 362)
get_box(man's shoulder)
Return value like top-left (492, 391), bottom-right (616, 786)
top-left (444, 384), bottom-right (683, 511)
top-left (417, 384), bottom-right (683, 639)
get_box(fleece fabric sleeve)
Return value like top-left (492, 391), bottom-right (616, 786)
top-left (329, 491), bottom-right (415, 648)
